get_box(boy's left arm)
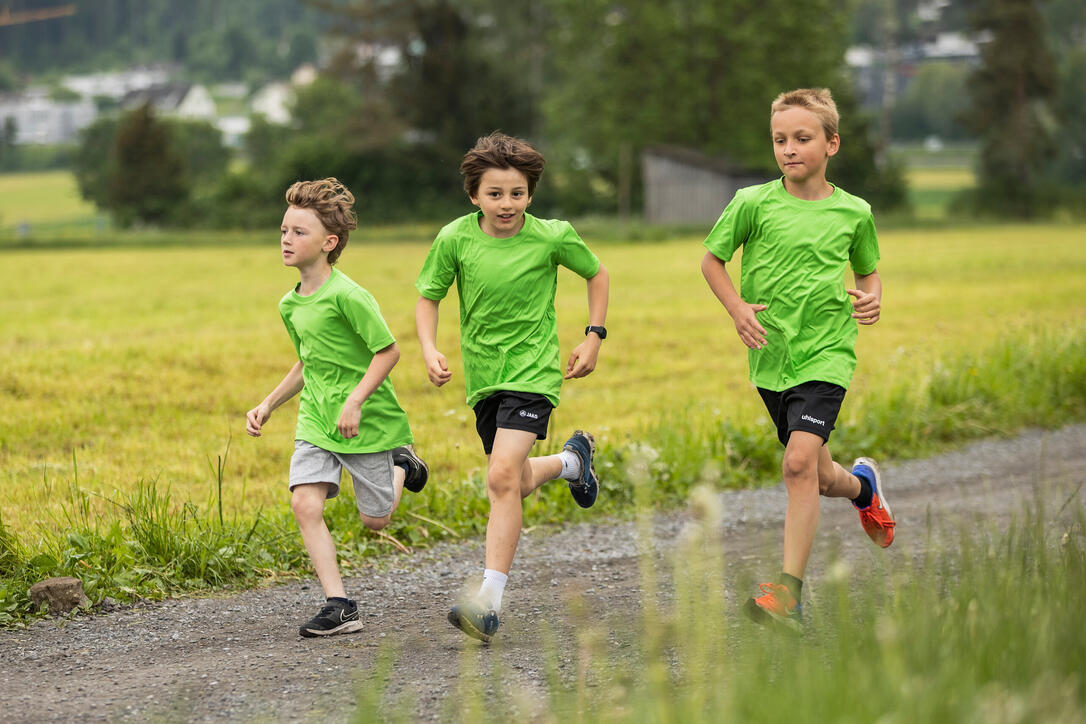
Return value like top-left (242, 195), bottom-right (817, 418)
top-left (565, 264), bottom-right (610, 379)
top-left (848, 270), bottom-right (882, 326)
top-left (337, 342), bottom-right (400, 439)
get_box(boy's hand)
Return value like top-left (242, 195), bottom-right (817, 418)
top-left (732, 303), bottom-right (768, 349)
top-left (337, 401), bottom-right (362, 439)
top-left (245, 404), bottom-right (271, 437)
top-left (424, 349), bottom-right (452, 387)
top-left (847, 288), bottom-right (881, 325)
top-left (565, 336), bottom-right (601, 379)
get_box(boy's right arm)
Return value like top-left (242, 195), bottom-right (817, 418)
top-left (415, 296), bottom-right (452, 387)
top-left (245, 360), bottom-right (305, 437)
top-left (701, 251), bottom-right (768, 350)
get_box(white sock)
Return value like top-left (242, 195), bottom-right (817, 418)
top-left (558, 450), bottom-right (582, 481)
top-left (477, 568), bottom-right (508, 612)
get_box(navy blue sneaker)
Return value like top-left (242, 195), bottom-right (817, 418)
top-left (447, 600), bottom-right (500, 643)
top-left (299, 598), bottom-right (363, 638)
top-left (393, 445), bottom-right (429, 493)
top-left (562, 430), bottom-right (598, 509)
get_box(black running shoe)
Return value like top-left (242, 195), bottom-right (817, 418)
top-left (299, 599), bottom-right (363, 638)
top-left (562, 430), bottom-right (598, 508)
top-left (392, 445), bottom-right (429, 493)
top-left (447, 600), bottom-right (500, 643)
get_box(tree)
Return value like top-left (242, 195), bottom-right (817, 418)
top-left (108, 104), bottom-right (189, 226)
top-left (961, 0), bottom-right (1059, 217)
top-left (543, 0), bottom-right (906, 213)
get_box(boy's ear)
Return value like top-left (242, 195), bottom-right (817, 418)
top-left (323, 235), bottom-right (339, 252)
top-left (468, 193), bottom-right (480, 207)
top-left (827, 133), bottom-right (841, 157)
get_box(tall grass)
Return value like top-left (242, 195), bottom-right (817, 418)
top-left (351, 488), bottom-right (1086, 722)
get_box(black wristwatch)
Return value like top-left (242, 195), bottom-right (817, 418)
top-left (585, 325), bottom-right (607, 340)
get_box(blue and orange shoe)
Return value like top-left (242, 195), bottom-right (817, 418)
top-left (852, 457), bottom-right (895, 548)
top-left (562, 430), bottom-right (598, 509)
top-left (743, 583), bottom-right (802, 634)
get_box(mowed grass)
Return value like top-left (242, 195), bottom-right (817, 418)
top-left (2, 223), bottom-right (1085, 538)
top-left (0, 171), bottom-right (105, 233)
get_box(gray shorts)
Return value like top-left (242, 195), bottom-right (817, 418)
top-left (289, 440), bottom-right (396, 518)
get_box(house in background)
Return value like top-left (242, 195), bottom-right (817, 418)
top-left (642, 146), bottom-right (769, 224)
top-left (120, 83), bottom-right (216, 121)
top-left (0, 88), bottom-right (96, 144)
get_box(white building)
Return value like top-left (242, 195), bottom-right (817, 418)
top-left (0, 88), bottom-right (97, 145)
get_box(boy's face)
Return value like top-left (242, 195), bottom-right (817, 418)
top-left (280, 206), bottom-right (337, 270)
top-left (469, 167), bottom-right (532, 238)
top-left (771, 107), bottom-right (840, 187)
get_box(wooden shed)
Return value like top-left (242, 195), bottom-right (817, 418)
top-left (642, 146), bottom-right (769, 224)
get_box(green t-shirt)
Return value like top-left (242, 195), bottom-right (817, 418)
top-left (703, 179), bottom-right (880, 392)
top-left (415, 211), bottom-right (601, 408)
top-left (279, 268), bottom-right (413, 454)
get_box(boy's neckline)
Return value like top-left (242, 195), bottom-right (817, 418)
top-left (295, 267), bottom-right (335, 297)
top-left (777, 177), bottom-right (839, 203)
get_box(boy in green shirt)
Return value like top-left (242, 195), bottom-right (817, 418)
top-left (246, 178), bottom-right (428, 638)
top-left (416, 132), bottom-right (610, 642)
top-left (701, 89), bottom-right (896, 631)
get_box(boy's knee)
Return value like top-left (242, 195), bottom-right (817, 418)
top-left (486, 461), bottom-right (522, 498)
top-left (360, 513), bottom-right (391, 531)
top-left (291, 490), bottom-right (324, 523)
top-left (781, 450), bottom-right (817, 482)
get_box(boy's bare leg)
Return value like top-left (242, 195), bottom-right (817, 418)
top-left (484, 428), bottom-right (552, 574)
top-left (781, 431), bottom-right (824, 580)
top-left (359, 466), bottom-right (406, 531)
top-left (291, 482), bottom-right (346, 599)
top-left (816, 444), bottom-right (862, 499)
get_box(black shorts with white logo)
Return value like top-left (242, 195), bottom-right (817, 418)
top-left (473, 390), bottom-right (554, 454)
top-left (757, 380), bottom-right (847, 447)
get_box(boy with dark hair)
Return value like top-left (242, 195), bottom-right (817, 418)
top-left (701, 89), bottom-right (896, 631)
top-left (246, 178), bottom-right (428, 638)
top-left (416, 132), bottom-right (610, 642)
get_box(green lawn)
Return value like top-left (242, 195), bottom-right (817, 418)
top-left (0, 170), bottom-right (105, 233)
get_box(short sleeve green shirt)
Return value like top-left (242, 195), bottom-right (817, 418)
top-left (279, 268), bottom-right (413, 453)
top-left (703, 179), bottom-right (880, 392)
top-left (415, 211), bottom-right (601, 408)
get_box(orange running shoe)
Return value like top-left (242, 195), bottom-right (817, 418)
top-left (852, 457), bottom-right (895, 548)
top-left (743, 583), bottom-right (802, 633)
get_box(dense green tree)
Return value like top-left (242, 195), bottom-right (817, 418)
top-left (108, 104), bottom-right (189, 226)
top-left (543, 0), bottom-right (906, 212)
top-left (961, 0), bottom-right (1059, 217)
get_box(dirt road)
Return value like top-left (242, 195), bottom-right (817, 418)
top-left (2, 425), bottom-right (1083, 722)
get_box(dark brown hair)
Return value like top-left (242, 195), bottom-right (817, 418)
top-left (460, 132), bottom-right (546, 197)
top-left (284, 178), bottom-right (358, 265)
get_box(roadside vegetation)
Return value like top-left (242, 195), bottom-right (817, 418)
top-left (1, 218), bottom-right (1083, 622)
top-left (354, 486), bottom-right (1086, 722)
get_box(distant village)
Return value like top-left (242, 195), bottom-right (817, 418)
top-left (0, 62), bottom-right (317, 148)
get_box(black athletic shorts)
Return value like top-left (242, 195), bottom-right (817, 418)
top-left (757, 380), bottom-right (846, 447)
top-left (472, 390), bottom-right (554, 455)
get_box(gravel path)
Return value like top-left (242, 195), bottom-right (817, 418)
top-left (2, 425), bottom-right (1084, 722)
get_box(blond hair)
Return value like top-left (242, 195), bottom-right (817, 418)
top-left (284, 178), bottom-right (358, 265)
top-left (770, 88), bottom-right (839, 140)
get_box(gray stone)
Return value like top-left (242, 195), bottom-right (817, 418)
top-left (29, 577), bottom-right (90, 615)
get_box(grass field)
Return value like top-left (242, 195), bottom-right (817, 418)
top-left (2, 222), bottom-right (1084, 539)
top-left (0, 171), bottom-right (105, 234)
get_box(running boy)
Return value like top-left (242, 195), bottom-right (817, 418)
top-left (700, 89), bottom-right (896, 631)
top-left (415, 132), bottom-right (610, 642)
top-left (246, 178), bottom-right (428, 638)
